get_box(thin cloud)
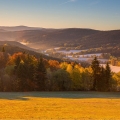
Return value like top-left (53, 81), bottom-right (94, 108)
top-left (60, 0), bottom-right (77, 5)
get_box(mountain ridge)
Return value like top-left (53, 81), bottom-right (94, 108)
top-left (0, 26), bottom-right (120, 51)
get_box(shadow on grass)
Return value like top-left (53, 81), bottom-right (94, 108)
top-left (0, 92), bottom-right (29, 100)
top-left (0, 91), bottom-right (120, 100)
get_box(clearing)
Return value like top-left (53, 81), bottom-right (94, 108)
top-left (0, 91), bottom-right (120, 119)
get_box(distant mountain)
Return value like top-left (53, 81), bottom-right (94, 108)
top-left (76, 30), bottom-right (120, 48)
top-left (0, 26), bottom-right (43, 31)
top-left (0, 28), bottom-right (100, 48)
top-left (0, 27), bottom-right (120, 51)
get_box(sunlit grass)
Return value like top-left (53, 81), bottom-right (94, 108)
top-left (0, 92), bottom-right (120, 119)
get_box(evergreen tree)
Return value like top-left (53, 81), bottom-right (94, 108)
top-left (2, 47), bottom-right (5, 52)
top-left (91, 57), bottom-right (101, 90)
top-left (13, 53), bottom-right (37, 91)
top-left (14, 56), bottom-right (21, 71)
top-left (105, 62), bottom-right (111, 91)
top-left (99, 66), bottom-right (106, 91)
top-left (34, 56), bottom-right (46, 91)
top-left (0, 46), bottom-right (7, 69)
top-left (16, 61), bottom-right (27, 91)
top-left (0, 76), bottom-right (3, 91)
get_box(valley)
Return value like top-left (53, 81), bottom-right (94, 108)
top-left (43, 47), bottom-right (108, 63)
top-left (0, 26), bottom-right (120, 73)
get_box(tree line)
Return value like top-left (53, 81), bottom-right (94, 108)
top-left (0, 50), bottom-right (120, 92)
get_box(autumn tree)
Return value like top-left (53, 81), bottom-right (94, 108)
top-left (7, 52), bottom-right (37, 91)
top-left (82, 67), bottom-right (93, 90)
top-left (51, 69), bottom-right (71, 91)
top-left (48, 60), bottom-right (60, 71)
top-left (112, 72), bottom-right (120, 91)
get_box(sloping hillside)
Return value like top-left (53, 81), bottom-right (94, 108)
top-left (0, 41), bottom-right (35, 51)
top-left (80, 30), bottom-right (120, 48)
top-left (0, 41), bottom-right (62, 61)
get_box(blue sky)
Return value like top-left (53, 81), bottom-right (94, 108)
top-left (0, 0), bottom-right (120, 30)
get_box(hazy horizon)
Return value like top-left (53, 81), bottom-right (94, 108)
top-left (0, 25), bottom-right (120, 31)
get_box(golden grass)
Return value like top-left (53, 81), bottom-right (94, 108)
top-left (0, 92), bottom-right (120, 119)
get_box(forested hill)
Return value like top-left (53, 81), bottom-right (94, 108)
top-left (0, 41), bottom-right (34, 51)
top-left (0, 43), bottom-right (62, 61)
top-left (0, 27), bottom-right (120, 50)
top-left (80, 30), bottom-right (120, 48)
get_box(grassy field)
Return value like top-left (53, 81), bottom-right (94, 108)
top-left (0, 92), bottom-right (120, 119)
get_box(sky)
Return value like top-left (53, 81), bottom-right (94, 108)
top-left (0, 0), bottom-right (120, 30)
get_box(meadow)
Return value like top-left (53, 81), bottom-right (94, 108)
top-left (0, 92), bottom-right (120, 119)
